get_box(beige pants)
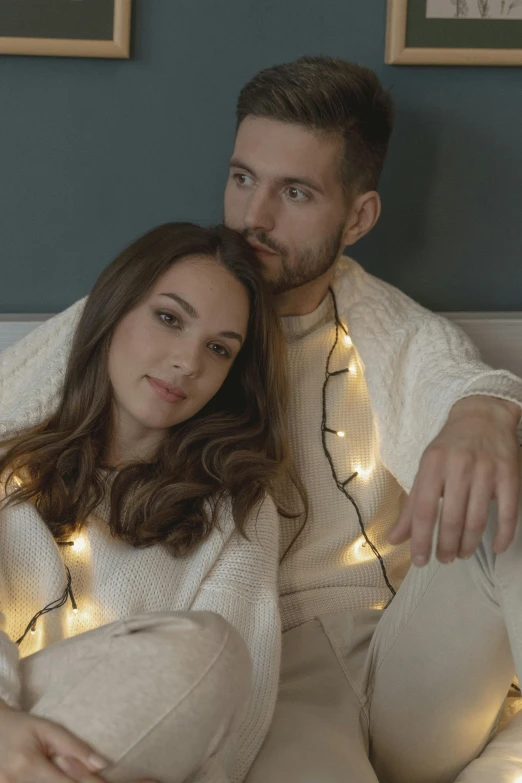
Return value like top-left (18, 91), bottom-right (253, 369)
top-left (21, 611), bottom-right (252, 783)
top-left (247, 495), bottom-right (522, 783)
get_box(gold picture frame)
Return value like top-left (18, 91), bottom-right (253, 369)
top-left (0, 0), bottom-right (131, 59)
top-left (386, 0), bottom-right (522, 66)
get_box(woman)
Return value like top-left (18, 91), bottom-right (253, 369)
top-left (0, 222), bottom-right (299, 783)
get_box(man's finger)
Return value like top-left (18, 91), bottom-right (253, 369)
top-left (409, 469), bottom-right (444, 566)
top-left (458, 465), bottom-right (494, 559)
top-left (436, 464), bottom-right (472, 563)
top-left (493, 464), bottom-right (520, 554)
top-left (388, 488), bottom-right (415, 545)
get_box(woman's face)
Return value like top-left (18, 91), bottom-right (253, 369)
top-left (107, 254), bottom-right (250, 457)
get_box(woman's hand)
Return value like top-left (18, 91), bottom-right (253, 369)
top-left (0, 701), bottom-right (157, 783)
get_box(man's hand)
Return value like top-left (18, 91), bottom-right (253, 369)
top-left (388, 396), bottom-right (521, 566)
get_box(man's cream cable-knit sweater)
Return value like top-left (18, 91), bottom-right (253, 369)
top-left (0, 496), bottom-right (281, 783)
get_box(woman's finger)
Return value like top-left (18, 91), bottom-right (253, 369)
top-left (54, 756), bottom-right (159, 783)
top-left (36, 719), bottom-right (107, 775)
top-left (16, 754), bottom-right (74, 783)
top-left (53, 755), bottom-right (109, 782)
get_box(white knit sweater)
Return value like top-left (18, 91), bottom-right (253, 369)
top-left (1, 257), bottom-right (522, 632)
top-left (0, 495), bottom-right (281, 783)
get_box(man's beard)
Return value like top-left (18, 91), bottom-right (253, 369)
top-left (241, 226), bottom-right (345, 295)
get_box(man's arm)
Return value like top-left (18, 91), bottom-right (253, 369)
top-left (0, 297), bottom-right (86, 438)
top-left (389, 395), bottom-right (520, 564)
top-left (336, 258), bottom-right (522, 563)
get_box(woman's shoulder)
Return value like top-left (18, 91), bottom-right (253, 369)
top-left (215, 492), bottom-right (278, 540)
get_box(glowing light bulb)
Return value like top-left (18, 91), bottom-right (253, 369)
top-left (354, 464), bottom-right (373, 480)
top-left (353, 537), bottom-right (368, 559)
top-left (72, 607), bottom-right (78, 614)
top-left (349, 364), bottom-right (357, 375)
top-left (72, 536), bottom-right (86, 553)
top-left (343, 535), bottom-right (376, 565)
top-left (337, 431), bottom-right (345, 438)
top-left (343, 334), bottom-right (352, 347)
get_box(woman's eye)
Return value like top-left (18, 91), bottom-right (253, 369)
top-left (287, 186), bottom-right (308, 202)
top-left (157, 312), bottom-right (181, 328)
top-left (209, 342), bottom-right (231, 359)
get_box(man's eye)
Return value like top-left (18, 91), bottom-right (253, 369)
top-left (157, 312), bottom-right (180, 328)
top-left (287, 187), bottom-right (308, 202)
top-left (233, 173), bottom-right (254, 187)
top-left (209, 342), bottom-right (231, 358)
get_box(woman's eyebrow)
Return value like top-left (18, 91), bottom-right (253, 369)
top-left (219, 331), bottom-right (243, 346)
top-left (159, 293), bottom-right (198, 319)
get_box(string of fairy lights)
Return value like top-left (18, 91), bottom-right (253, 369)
top-left (15, 542), bottom-right (78, 646)
top-left (321, 286), bottom-right (396, 600)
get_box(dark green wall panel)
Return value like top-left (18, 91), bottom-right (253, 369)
top-left (0, 0), bottom-right (520, 312)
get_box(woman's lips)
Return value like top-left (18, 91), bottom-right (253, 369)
top-left (146, 376), bottom-right (187, 404)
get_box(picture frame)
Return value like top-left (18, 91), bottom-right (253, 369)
top-left (0, 0), bottom-right (131, 59)
top-left (386, 0), bottom-right (522, 65)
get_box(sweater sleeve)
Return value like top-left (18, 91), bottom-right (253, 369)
top-left (335, 259), bottom-right (522, 493)
top-left (0, 630), bottom-right (21, 710)
top-left (0, 524), bottom-right (22, 708)
top-left (191, 495), bottom-right (281, 783)
top-left (0, 298), bottom-right (86, 438)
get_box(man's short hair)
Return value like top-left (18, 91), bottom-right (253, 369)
top-left (236, 56), bottom-right (394, 196)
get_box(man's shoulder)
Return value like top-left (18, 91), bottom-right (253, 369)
top-left (0, 296), bottom-right (87, 368)
top-left (333, 256), bottom-right (434, 324)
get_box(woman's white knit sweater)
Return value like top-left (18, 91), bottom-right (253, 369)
top-left (0, 495), bottom-right (281, 783)
top-left (1, 258), bottom-right (522, 635)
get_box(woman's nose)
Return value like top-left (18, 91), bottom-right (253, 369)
top-left (172, 342), bottom-right (201, 378)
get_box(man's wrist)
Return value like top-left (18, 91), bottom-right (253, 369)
top-left (450, 395), bottom-right (522, 426)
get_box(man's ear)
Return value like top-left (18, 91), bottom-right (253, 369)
top-left (342, 191), bottom-right (381, 247)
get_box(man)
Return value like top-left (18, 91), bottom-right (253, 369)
top-left (1, 57), bottom-right (522, 781)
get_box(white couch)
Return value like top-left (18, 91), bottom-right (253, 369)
top-left (2, 312), bottom-right (522, 377)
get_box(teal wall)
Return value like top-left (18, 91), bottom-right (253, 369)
top-left (0, 0), bottom-right (520, 313)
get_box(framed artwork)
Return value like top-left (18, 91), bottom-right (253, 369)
top-left (0, 0), bottom-right (131, 58)
top-left (386, 0), bottom-right (522, 65)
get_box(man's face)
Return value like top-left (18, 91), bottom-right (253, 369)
top-left (224, 117), bottom-right (350, 295)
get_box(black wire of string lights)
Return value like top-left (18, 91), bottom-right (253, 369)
top-left (321, 286), bottom-right (396, 600)
top-left (16, 543), bottom-right (78, 646)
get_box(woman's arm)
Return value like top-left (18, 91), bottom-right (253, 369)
top-left (191, 495), bottom-right (281, 783)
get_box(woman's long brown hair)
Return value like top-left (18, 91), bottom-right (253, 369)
top-left (0, 223), bottom-right (306, 555)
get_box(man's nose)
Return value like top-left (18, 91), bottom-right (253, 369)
top-left (243, 188), bottom-right (276, 232)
